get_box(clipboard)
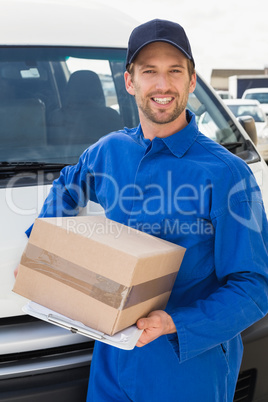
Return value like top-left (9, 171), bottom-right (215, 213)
top-left (22, 301), bottom-right (143, 350)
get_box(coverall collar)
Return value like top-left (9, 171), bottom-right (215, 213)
top-left (137, 109), bottom-right (199, 158)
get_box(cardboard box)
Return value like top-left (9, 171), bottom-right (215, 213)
top-left (13, 216), bottom-right (186, 335)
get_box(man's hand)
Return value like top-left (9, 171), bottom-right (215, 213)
top-left (136, 310), bottom-right (176, 347)
top-left (14, 265), bottom-right (19, 278)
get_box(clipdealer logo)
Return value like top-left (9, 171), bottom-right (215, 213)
top-left (4, 170), bottom-right (266, 237)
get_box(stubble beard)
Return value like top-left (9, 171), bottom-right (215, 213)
top-left (135, 88), bottom-right (189, 125)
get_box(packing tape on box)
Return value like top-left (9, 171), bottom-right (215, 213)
top-left (21, 244), bottom-right (177, 310)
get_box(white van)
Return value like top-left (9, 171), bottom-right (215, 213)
top-left (1, 1), bottom-right (268, 400)
top-left (242, 88), bottom-right (268, 117)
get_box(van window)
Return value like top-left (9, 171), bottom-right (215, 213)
top-left (187, 79), bottom-right (257, 162)
top-left (227, 105), bottom-right (266, 123)
top-left (0, 47), bottom-right (258, 186)
top-left (0, 47), bottom-right (138, 167)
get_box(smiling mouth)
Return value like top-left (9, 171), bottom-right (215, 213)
top-left (152, 97), bottom-right (173, 105)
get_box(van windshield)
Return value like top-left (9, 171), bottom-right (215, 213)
top-left (0, 47), bottom-right (257, 170)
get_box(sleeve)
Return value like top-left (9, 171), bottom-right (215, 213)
top-left (25, 148), bottom-right (99, 237)
top-left (168, 178), bottom-right (268, 363)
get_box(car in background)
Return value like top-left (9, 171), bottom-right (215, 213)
top-left (242, 88), bottom-right (268, 116)
top-left (223, 99), bottom-right (268, 161)
top-left (216, 90), bottom-right (233, 99)
top-left (1, 1), bottom-right (268, 401)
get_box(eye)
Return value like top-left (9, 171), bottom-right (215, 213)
top-left (143, 70), bottom-right (155, 74)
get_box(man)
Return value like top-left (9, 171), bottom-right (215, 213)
top-left (24, 20), bottom-right (268, 401)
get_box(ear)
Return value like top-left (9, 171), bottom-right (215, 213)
top-left (124, 71), bottom-right (135, 96)
top-left (189, 72), bottom-right (197, 94)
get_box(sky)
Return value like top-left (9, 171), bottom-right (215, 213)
top-left (99, 0), bottom-right (268, 82)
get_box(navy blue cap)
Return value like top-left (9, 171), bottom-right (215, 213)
top-left (126, 19), bottom-right (195, 68)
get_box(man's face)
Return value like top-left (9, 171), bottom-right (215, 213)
top-left (125, 42), bottom-right (196, 128)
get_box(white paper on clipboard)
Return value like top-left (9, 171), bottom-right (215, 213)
top-left (22, 301), bottom-right (143, 350)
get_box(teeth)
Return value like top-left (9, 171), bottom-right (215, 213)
top-left (153, 97), bottom-right (172, 105)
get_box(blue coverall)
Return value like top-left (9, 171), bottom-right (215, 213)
top-left (28, 111), bottom-right (268, 401)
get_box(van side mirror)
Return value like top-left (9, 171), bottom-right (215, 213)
top-left (237, 115), bottom-right (258, 145)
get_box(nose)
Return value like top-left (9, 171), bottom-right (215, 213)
top-left (155, 73), bottom-right (171, 91)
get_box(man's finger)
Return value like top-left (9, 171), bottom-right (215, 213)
top-left (14, 265), bottom-right (19, 278)
top-left (137, 315), bottom-right (158, 329)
